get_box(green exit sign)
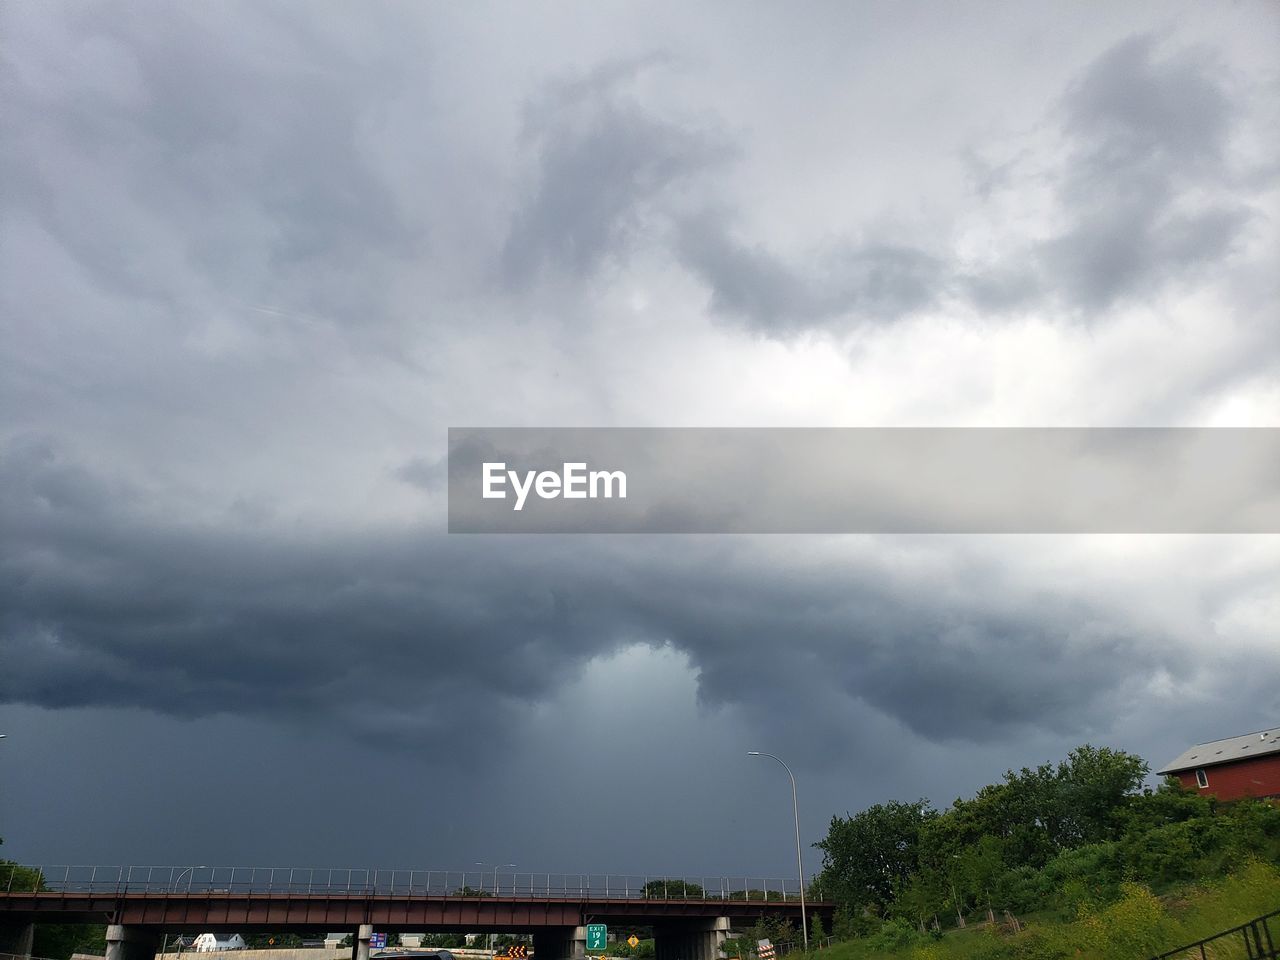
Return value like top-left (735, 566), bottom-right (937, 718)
top-left (586, 925), bottom-right (608, 951)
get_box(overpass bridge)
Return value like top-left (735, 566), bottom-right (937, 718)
top-left (0, 867), bottom-right (833, 960)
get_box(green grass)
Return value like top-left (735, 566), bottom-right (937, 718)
top-left (802, 860), bottom-right (1280, 960)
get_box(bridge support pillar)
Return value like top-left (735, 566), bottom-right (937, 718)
top-left (0, 920), bottom-right (34, 958)
top-left (106, 925), bottom-right (160, 960)
top-left (710, 916), bottom-right (731, 959)
top-left (653, 918), bottom-right (730, 960)
top-left (351, 924), bottom-right (373, 960)
top-left (532, 926), bottom-right (586, 960)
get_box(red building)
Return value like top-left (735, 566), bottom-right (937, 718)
top-left (1158, 727), bottom-right (1280, 801)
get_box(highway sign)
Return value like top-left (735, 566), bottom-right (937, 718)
top-left (586, 925), bottom-right (608, 951)
top-left (369, 934), bottom-right (387, 949)
top-left (627, 937), bottom-right (639, 948)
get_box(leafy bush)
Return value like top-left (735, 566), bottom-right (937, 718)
top-left (1038, 842), bottom-right (1122, 911)
top-left (1068, 882), bottom-right (1174, 958)
top-left (862, 918), bottom-right (931, 949)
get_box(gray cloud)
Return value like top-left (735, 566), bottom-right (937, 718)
top-left (676, 212), bottom-right (946, 332)
top-left (1, 3), bottom-right (423, 324)
top-left (673, 34), bottom-right (1272, 333)
top-left (6, 438), bottom-right (1270, 769)
top-left (2, 0), bottom-right (1277, 875)
top-left (1036, 35), bottom-right (1255, 312)
top-left (501, 57), bottom-right (729, 287)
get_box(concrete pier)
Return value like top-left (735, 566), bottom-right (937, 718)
top-left (105, 925), bottom-right (160, 960)
top-left (654, 917), bottom-right (730, 960)
top-left (351, 925), bottom-right (373, 960)
top-left (532, 925), bottom-right (586, 960)
top-left (0, 920), bottom-right (34, 958)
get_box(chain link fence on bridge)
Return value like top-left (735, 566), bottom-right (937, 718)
top-left (2, 865), bottom-right (812, 903)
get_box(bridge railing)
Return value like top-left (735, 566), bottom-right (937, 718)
top-left (1, 865), bottom-right (813, 903)
top-left (1149, 908), bottom-right (1278, 959)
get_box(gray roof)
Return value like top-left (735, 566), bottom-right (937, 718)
top-left (1157, 726), bottom-right (1280, 775)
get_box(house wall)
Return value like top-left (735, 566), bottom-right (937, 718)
top-left (1174, 754), bottom-right (1280, 800)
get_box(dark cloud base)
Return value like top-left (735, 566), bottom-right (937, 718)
top-left (5, 439), bottom-right (1266, 768)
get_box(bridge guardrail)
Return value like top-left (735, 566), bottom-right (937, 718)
top-left (1, 865), bottom-right (813, 904)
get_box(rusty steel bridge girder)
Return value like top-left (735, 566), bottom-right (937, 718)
top-left (0, 890), bottom-right (832, 931)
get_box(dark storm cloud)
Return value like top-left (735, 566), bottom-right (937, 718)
top-left (6, 439), bottom-right (1262, 767)
top-left (616, 550), bottom-right (1206, 755)
top-left (0, 440), bottom-right (612, 757)
top-left (3, 0), bottom-right (1277, 875)
top-left (500, 57), bottom-right (729, 287)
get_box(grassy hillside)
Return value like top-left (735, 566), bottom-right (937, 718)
top-left (815, 858), bottom-right (1279, 959)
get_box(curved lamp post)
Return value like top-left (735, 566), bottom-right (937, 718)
top-left (173, 865), bottom-right (208, 892)
top-left (473, 861), bottom-right (517, 895)
top-left (748, 752), bottom-right (808, 952)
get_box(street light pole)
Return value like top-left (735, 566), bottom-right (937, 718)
top-left (172, 865), bottom-right (208, 892)
top-left (474, 862), bottom-right (516, 953)
top-left (748, 752), bottom-right (808, 952)
top-left (494, 863), bottom-right (515, 895)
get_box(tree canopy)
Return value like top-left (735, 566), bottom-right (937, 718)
top-left (812, 744), bottom-right (1208, 925)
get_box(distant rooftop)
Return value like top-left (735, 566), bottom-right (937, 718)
top-left (1157, 726), bottom-right (1280, 775)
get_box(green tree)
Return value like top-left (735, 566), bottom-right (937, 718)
top-left (916, 745), bottom-right (1149, 877)
top-left (807, 913), bottom-right (825, 943)
top-left (747, 917), bottom-right (795, 949)
top-left (815, 799), bottom-right (936, 913)
top-left (1058, 745), bottom-right (1150, 846)
top-left (420, 934), bottom-right (467, 948)
top-left (890, 868), bottom-right (945, 928)
top-left (33, 925), bottom-right (108, 960)
top-left (948, 834), bottom-right (1005, 915)
top-left (642, 879), bottom-right (704, 899)
top-left (829, 905), bottom-right (876, 941)
top-left (0, 860), bottom-right (45, 892)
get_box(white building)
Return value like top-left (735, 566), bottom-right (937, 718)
top-left (193, 934), bottom-right (247, 952)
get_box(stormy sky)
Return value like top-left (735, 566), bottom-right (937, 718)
top-left (1, 1), bottom-right (1278, 881)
